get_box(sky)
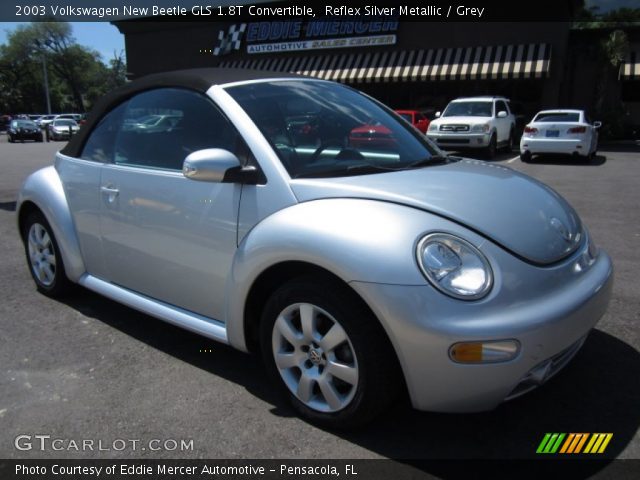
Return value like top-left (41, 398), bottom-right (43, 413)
top-left (0, 22), bottom-right (125, 62)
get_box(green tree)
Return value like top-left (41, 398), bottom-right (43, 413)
top-left (0, 21), bottom-right (127, 114)
top-left (594, 30), bottom-right (630, 138)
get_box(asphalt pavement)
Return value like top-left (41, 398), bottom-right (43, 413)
top-left (0, 135), bottom-right (638, 469)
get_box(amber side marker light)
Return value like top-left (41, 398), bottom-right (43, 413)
top-left (449, 340), bottom-right (520, 363)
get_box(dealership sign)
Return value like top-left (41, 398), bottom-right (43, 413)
top-left (213, 20), bottom-right (399, 56)
top-left (247, 35), bottom-right (396, 54)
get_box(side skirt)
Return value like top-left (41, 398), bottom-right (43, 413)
top-left (78, 274), bottom-right (229, 344)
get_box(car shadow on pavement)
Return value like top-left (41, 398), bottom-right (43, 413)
top-left (524, 154), bottom-right (607, 166)
top-left (60, 289), bottom-right (638, 471)
top-left (0, 201), bottom-right (17, 212)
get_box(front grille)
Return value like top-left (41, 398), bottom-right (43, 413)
top-left (440, 124), bottom-right (469, 132)
top-left (437, 138), bottom-right (470, 144)
top-left (505, 336), bottom-right (587, 401)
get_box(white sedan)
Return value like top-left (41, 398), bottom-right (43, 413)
top-left (520, 109), bottom-right (601, 162)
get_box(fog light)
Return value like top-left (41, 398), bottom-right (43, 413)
top-left (449, 340), bottom-right (520, 363)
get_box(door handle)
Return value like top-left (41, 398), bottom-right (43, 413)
top-left (100, 185), bottom-right (119, 203)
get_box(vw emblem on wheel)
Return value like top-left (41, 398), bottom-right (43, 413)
top-left (550, 217), bottom-right (572, 243)
top-left (308, 349), bottom-right (322, 365)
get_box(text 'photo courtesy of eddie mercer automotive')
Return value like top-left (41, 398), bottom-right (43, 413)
top-left (14, 463), bottom-right (359, 477)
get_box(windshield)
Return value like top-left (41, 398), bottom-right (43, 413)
top-left (226, 80), bottom-right (440, 178)
top-left (55, 119), bottom-right (77, 126)
top-left (443, 101), bottom-right (493, 117)
top-left (15, 120), bottom-right (37, 128)
top-left (398, 113), bottom-right (412, 122)
top-left (533, 112), bottom-right (580, 123)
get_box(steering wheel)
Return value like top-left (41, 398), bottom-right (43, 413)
top-left (309, 141), bottom-right (364, 163)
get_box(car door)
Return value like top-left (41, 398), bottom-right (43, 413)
top-left (98, 88), bottom-right (244, 321)
top-left (494, 100), bottom-right (510, 143)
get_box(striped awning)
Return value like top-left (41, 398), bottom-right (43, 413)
top-left (620, 48), bottom-right (639, 80)
top-left (218, 43), bottom-right (551, 83)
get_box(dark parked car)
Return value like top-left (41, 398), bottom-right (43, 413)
top-left (8, 119), bottom-right (43, 143)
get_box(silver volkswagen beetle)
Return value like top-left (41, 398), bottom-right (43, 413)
top-left (17, 69), bottom-right (613, 428)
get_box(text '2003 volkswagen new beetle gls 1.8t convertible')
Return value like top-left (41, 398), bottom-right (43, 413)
top-left (17, 69), bottom-right (613, 428)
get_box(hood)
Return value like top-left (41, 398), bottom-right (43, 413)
top-left (290, 159), bottom-right (582, 265)
top-left (432, 116), bottom-right (491, 125)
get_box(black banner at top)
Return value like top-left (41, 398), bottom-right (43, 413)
top-left (1, 0), bottom-right (585, 23)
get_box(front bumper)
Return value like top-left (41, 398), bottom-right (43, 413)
top-left (520, 137), bottom-right (591, 156)
top-left (350, 247), bottom-right (613, 413)
top-left (427, 132), bottom-right (491, 149)
top-left (14, 131), bottom-right (41, 140)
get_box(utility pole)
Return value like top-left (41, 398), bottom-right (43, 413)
top-left (35, 40), bottom-right (52, 115)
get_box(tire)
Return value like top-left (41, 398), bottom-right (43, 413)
top-left (8, 135), bottom-right (13, 143)
top-left (22, 210), bottom-right (72, 297)
top-left (260, 276), bottom-right (400, 429)
top-left (505, 128), bottom-right (515, 152)
top-left (485, 133), bottom-right (497, 159)
top-left (520, 150), bottom-right (532, 163)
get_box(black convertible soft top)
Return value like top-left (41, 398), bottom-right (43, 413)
top-left (61, 68), bottom-right (301, 158)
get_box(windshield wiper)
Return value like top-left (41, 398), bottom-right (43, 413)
top-left (294, 164), bottom-right (399, 179)
top-left (406, 155), bottom-right (453, 169)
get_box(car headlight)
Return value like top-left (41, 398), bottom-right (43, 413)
top-left (428, 123), bottom-right (438, 132)
top-left (471, 124), bottom-right (490, 133)
top-left (416, 233), bottom-right (493, 300)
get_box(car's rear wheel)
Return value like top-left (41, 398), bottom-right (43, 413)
top-left (22, 211), bottom-right (71, 297)
top-left (260, 276), bottom-right (400, 428)
top-left (505, 128), bottom-right (515, 152)
top-left (520, 150), bottom-right (532, 163)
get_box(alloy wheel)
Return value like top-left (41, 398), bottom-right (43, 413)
top-left (271, 302), bottom-right (359, 413)
top-left (27, 223), bottom-right (57, 287)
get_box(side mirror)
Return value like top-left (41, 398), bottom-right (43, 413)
top-left (183, 148), bottom-right (262, 184)
top-left (593, 121), bottom-right (602, 129)
top-left (435, 111), bottom-right (441, 118)
top-left (497, 111), bottom-right (508, 118)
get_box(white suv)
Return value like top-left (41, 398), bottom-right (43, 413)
top-left (427, 96), bottom-right (516, 158)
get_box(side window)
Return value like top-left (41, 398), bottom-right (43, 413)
top-left (81, 102), bottom-right (128, 162)
top-left (496, 101), bottom-right (508, 115)
top-left (114, 88), bottom-right (244, 171)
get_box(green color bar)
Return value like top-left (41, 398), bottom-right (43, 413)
top-left (543, 434), bottom-right (560, 453)
top-left (550, 433), bottom-right (566, 453)
top-left (537, 433), bottom-right (552, 454)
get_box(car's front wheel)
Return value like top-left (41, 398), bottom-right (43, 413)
top-left (485, 133), bottom-right (497, 159)
top-left (22, 210), bottom-right (71, 297)
top-left (260, 276), bottom-right (400, 428)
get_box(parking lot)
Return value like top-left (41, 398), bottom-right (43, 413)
top-left (0, 136), bottom-right (638, 465)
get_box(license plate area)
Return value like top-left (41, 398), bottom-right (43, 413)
top-left (546, 130), bottom-right (559, 138)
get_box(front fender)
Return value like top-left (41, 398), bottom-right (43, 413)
top-left (224, 198), bottom-right (488, 351)
top-left (17, 166), bottom-right (85, 282)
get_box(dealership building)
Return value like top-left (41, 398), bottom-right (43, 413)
top-left (113, 7), bottom-right (640, 132)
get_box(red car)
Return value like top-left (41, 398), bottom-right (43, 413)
top-left (348, 123), bottom-right (397, 150)
top-left (395, 109), bottom-right (430, 134)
